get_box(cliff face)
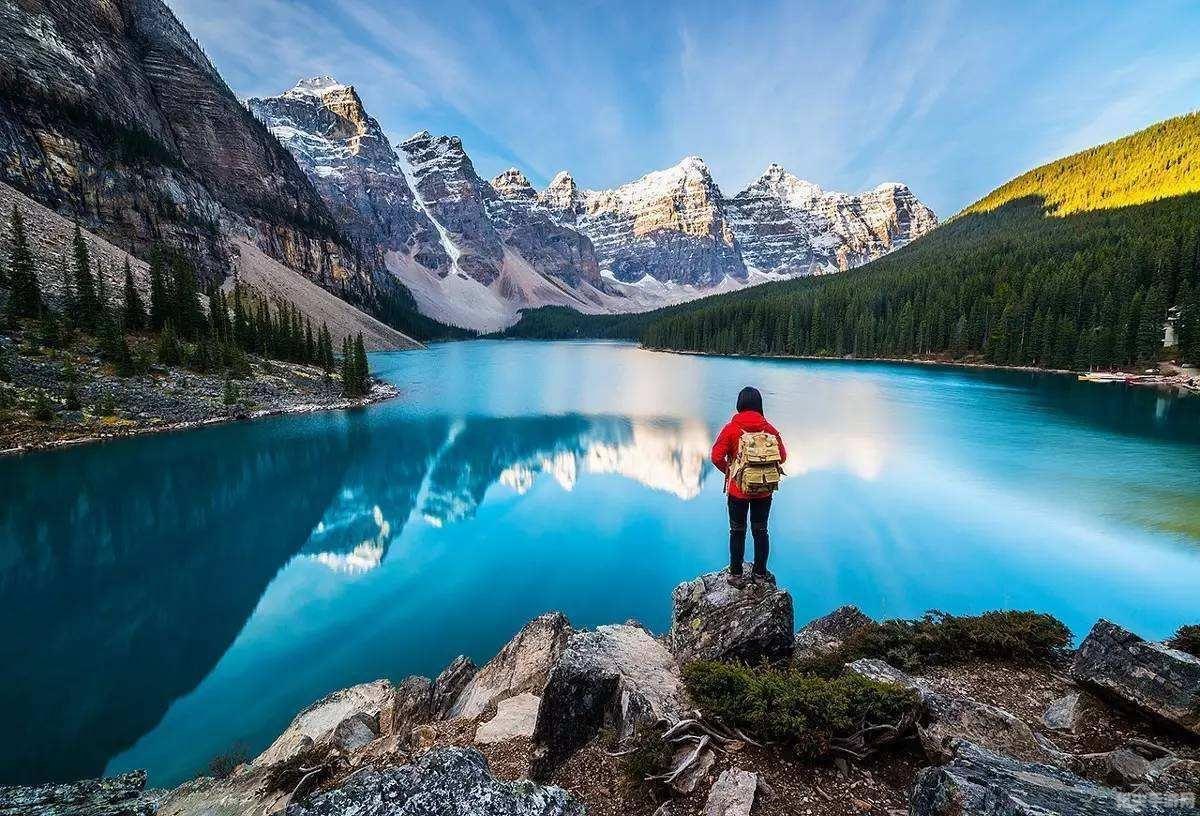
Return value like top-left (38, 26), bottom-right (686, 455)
top-left (727, 164), bottom-right (939, 274)
top-left (247, 78), bottom-right (450, 275)
top-left (0, 0), bottom-right (379, 306)
top-left (543, 157), bottom-right (747, 287)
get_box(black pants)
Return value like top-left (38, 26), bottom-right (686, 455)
top-left (728, 496), bottom-right (771, 575)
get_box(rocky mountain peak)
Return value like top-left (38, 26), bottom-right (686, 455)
top-left (741, 164), bottom-right (824, 209)
top-left (491, 168), bottom-right (537, 201)
top-left (285, 75), bottom-right (351, 98)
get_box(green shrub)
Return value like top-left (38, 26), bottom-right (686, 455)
top-left (606, 727), bottom-right (672, 787)
top-left (805, 610), bottom-right (1073, 673)
top-left (683, 661), bottom-right (918, 759)
top-left (64, 381), bottom-right (81, 411)
top-left (1167, 625), bottom-right (1200, 658)
top-left (95, 393), bottom-right (117, 417)
top-left (31, 389), bottom-right (55, 422)
top-left (205, 742), bottom-right (250, 780)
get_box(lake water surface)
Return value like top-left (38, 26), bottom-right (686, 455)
top-left (3, 340), bottom-right (1199, 787)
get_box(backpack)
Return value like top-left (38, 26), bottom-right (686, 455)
top-left (730, 431), bottom-right (783, 494)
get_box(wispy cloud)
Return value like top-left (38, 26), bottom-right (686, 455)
top-left (167, 0), bottom-right (1200, 215)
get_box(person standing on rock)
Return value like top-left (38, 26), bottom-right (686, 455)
top-left (710, 386), bottom-right (787, 588)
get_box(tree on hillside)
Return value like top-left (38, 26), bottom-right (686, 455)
top-left (6, 205), bottom-right (41, 319)
top-left (71, 222), bottom-right (100, 332)
top-left (148, 244), bottom-right (168, 331)
top-left (122, 257), bottom-right (146, 331)
top-left (354, 333), bottom-right (368, 394)
top-left (1136, 285), bottom-right (1166, 364)
top-left (169, 253), bottom-right (204, 338)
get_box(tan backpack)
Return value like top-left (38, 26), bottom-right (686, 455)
top-left (730, 431), bottom-right (783, 494)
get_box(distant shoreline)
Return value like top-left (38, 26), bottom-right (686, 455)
top-left (641, 346), bottom-right (1200, 393)
top-left (0, 381), bottom-right (398, 458)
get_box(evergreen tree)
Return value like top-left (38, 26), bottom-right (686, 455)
top-left (354, 333), bottom-right (369, 395)
top-left (148, 244), bottom-right (169, 331)
top-left (71, 222), bottom-right (100, 332)
top-left (122, 257), bottom-right (146, 331)
top-left (169, 254), bottom-right (204, 338)
top-left (340, 336), bottom-right (352, 395)
top-left (1136, 285), bottom-right (1166, 364)
top-left (6, 205), bottom-right (41, 318)
top-left (157, 320), bottom-right (182, 366)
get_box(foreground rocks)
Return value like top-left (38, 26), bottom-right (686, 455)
top-left (7, 569), bottom-right (1198, 816)
top-left (911, 741), bottom-right (1196, 815)
top-left (668, 566), bottom-right (794, 665)
top-left (1072, 619), bottom-right (1200, 736)
top-left (0, 771), bottom-right (156, 816)
top-left (847, 659), bottom-right (1055, 764)
top-left (793, 605), bottom-right (872, 662)
top-left (449, 612), bottom-right (572, 721)
top-left (255, 679), bottom-right (395, 767)
top-left (531, 624), bottom-right (688, 780)
top-left (285, 747), bottom-right (584, 816)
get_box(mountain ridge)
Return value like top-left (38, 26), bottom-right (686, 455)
top-left (251, 75), bottom-right (937, 331)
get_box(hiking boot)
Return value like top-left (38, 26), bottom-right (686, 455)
top-left (750, 569), bottom-right (775, 585)
top-left (727, 571), bottom-right (746, 589)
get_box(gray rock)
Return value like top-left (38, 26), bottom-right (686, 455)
top-left (794, 604), bottom-right (872, 661)
top-left (668, 567), bottom-right (794, 665)
top-left (0, 771), bottom-right (156, 816)
top-left (1104, 749), bottom-right (1151, 786)
top-left (449, 612), bottom-right (572, 720)
top-left (431, 656), bottom-right (477, 718)
top-left (1071, 619), bottom-right (1200, 736)
top-left (702, 767), bottom-right (758, 816)
top-left (254, 679), bottom-right (395, 767)
top-left (391, 675), bottom-right (434, 739)
top-left (1043, 691), bottom-right (1084, 731)
top-left (911, 741), bottom-right (1195, 815)
top-left (846, 659), bottom-right (1053, 764)
top-left (332, 711), bottom-right (380, 753)
top-left (474, 693), bottom-right (542, 745)
top-left (285, 747), bottom-right (584, 816)
top-left (1068, 748), bottom-right (1152, 787)
top-left (530, 624), bottom-right (688, 780)
top-left (1141, 758), bottom-right (1200, 796)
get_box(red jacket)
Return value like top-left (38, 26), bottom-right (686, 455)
top-left (711, 410), bottom-right (787, 499)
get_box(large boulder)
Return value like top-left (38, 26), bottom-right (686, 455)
top-left (530, 624), bottom-right (688, 780)
top-left (391, 675), bottom-right (435, 738)
top-left (702, 767), bottom-right (759, 816)
top-left (1071, 619), bottom-right (1200, 736)
top-left (911, 741), bottom-right (1195, 815)
top-left (847, 659), bottom-right (1054, 764)
top-left (474, 693), bottom-right (542, 745)
top-left (668, 567), bottom-right (793, 665)
top-left (794, 605), bottom-right (872, 662)
top-left (449, 612), bottom-right (572, 720)
top-left (431, 656), bottom-right (477, 718)
top-left (0, 771), bottom-right (156, 816)
top-left (254, 679), bottom-right (395, 767)
top-left (285, 747), bottom-right (584, 816)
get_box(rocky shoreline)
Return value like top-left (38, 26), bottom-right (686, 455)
top-left (0, 331), bottom-right (398, 457)
top-left (4, 569), bottom-right (1197, 816)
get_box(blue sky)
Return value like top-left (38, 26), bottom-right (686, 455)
top-left (167, 0), bottom-right (1200, 216)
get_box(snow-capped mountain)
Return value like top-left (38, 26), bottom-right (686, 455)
top-left (541, 156), bottom-right (747, 287)
top-left (247, 78), bottom-right (450, 273)
top-left (252, 76), bottom-right (937, 332)
top-left (727, 164), bottom-right (938, 274)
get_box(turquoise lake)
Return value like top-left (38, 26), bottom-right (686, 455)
top-left (2, 339), bottom-right (1199, 787)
